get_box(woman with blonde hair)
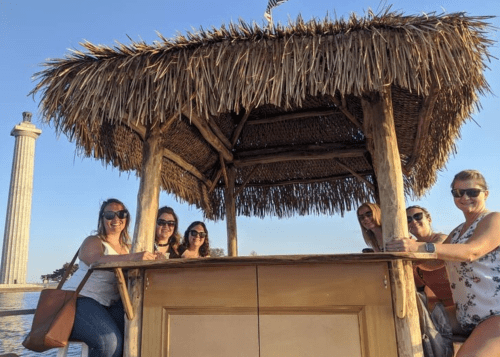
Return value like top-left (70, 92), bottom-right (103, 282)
top-left (387, 170), bottom-right (500, 356)
top-left (357, 202), bottom-right (383, 251)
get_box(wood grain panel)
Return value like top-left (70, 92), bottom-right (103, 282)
top-left (142, 265), bottom-right (259, 356)
top-left (258, 263), bottom-right (392, 307)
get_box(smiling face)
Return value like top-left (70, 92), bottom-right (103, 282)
top-left (406, 207), bottom-right (431, 240)
top-left (156, 213), bottom-right (175, 242)
top-left (102, 202), bottom-right (127, 236)
top-left (453, 179), bottom-right (489, 215)
top-left (188, 224), bottom-right (206, 249)
top-left (357, 206), bottom-right (378, 231)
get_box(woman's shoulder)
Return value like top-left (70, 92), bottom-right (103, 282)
top-left (81, 235), bottom-right (102, 246)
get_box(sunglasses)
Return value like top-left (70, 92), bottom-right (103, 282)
top-left (451, 188), bottom-right (485, 198)
top-left (157, 219), bottom-right (175, 227)
top-left (102, 210), bottom-right (128, 220)
top-left (190, 230), bottom-right (207, 239)
top-left (407, 212), bottom-right (424, 224)
top-left (358, 211), bottom-right (373, 220)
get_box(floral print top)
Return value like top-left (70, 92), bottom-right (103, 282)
top-left (445, 213), bottom-right (500, 333)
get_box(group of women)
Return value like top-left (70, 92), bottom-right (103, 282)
top-left (62, 200), bottom-right (211, 356)
top-left (60, 169), bottom-right (499, 357)
top-left (357, 169), bottom-right (500, 357)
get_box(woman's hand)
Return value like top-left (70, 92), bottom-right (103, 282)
top-left (154, 252), bottom-right (168, 260)
top-left (385, 238), bottom-right (420, 253)
top-left (131, 251), bottom-right (157, 261)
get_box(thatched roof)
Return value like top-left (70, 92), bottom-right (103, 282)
top-left (31, 10), bottom-right (494, 220)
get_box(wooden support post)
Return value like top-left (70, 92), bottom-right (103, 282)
top-left (390, 260), bottom-right (422, 357)
top-left (361, 87), bottom-right (421, 357)
top-left (124, 128), bottom-right (163, 357)
top-left (225, 166), bottom-right (238, 256)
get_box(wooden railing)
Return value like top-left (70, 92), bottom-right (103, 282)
top-left (0, 309), bottom-right (35, 317)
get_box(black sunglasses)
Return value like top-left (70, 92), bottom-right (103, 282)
top-left (157, 219), bottom-right (175, 227)
top-left (451, 188), bottom-right (485, 198)
top-left (407, 212), bottom-right (424, 224)
top-left (358, 211), bottom-right (373, 220)
top-left (190, 230), bottom-right (207, 238)
top-left (102, 210), bottom-right (129, 220)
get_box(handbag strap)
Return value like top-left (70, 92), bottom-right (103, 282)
top-left (55, 249), bottom-right (94, 291)
top-left (56, 250), bottom-right (80, 290)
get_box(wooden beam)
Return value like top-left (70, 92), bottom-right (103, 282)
top-left (124, 113), bottom-right (177, 140)
top-left (124, 127), bottom-right (164, 357)
top-left (182, 107), bottom-right (233, 162)
top-left (115, 268), bottom-right (134, 320)
top-left (390, 260), bottom-right (421, 357)
top-left (225, 166), bottom-right (238, 256)
top-left (231, 108), bottom-right (253, 147)
top-left (404, 82), bottom-right (439, 170)
top-left (208, 168), bottom-right (223, 194)
top-left (233, 148), bottom-right (366, 167)
top-left (334, 159), bottom-right (375, 192)
top-left (332, 96), bottom-right (363, 130)
top-left (162, 149), bottom-right (212, 187)
top-left (235, 143), bottom-right (366, 158)
top-left (361, 87), bottom-right (421, 357)
top-left (227, 170), bottom-right (375, 189)
top-left (219, 155), bottom-right (229, 189)
top-left (361, 89), bottom-right (408, 247)
top-left (234, 164), bottom-right (261, 197)
top-left (126, 121), bottom-right (146, 141)
top-left (206, 115), bottom-right (232, 149)
top-left (246, 108), bottom-right (343, 125)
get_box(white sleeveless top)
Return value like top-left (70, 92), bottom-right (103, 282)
top-left (63, 241), bottom-right (129, 306)
top-left (445, 213), bottom-right (500, 333)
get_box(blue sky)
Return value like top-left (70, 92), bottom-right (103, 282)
top-left (0, 0), bottom-right (499, 282)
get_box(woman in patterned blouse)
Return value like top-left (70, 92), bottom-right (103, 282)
top-left (387, 170), bottom-right (500, 357)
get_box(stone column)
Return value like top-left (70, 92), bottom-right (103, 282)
top-left (0, 112), bottom-right (42, 284)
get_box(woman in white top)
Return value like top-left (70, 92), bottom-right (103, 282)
top-left (64, 198), bottom-right (156, 357)
top-left (387, 170), bottom-right (500, 357)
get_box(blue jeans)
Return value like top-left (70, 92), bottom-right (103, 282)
top-left (70, 297), bottom-right (124, 357)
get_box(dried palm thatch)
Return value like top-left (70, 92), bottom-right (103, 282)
top-left (31, 10), bottom-right (494, 220)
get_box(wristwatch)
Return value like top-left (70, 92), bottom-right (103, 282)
top-left (424, 243), bottom-right (436, 253)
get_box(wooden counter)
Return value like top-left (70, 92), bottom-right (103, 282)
top-left (93, 253), bottom-right (436, 357)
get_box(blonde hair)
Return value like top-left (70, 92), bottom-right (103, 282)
top-left (451, 170), bottom-right (488, 190)
top-left (357, 202), bottom-right (382, 250)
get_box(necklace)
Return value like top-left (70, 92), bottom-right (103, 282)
top-left (460, 210), bottom-right (488, 236)
top-left (157, 242), bottom-right (169, 247)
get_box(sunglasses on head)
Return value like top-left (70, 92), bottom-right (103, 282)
top-left (102, 210), bottom-right (128, 220)
top-left (451, 188), bottom-right (485, 198)
top-left (358, 211), bottom-right (373, 220)
top-left (407, 212), bottom-right (424, 224)
top-left (157, 219), bottom-right (175, 227)
top-left (190, 230), bottom-right (207, 238)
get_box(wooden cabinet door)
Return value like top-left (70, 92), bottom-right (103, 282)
top-left (257, 263), bottom-right (398, 357)
top-left (142, 266), bottom-right (260, 357)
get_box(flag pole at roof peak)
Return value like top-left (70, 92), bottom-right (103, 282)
top-left (264, 0), bottom-right (290, 26)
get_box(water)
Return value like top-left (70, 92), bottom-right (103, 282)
top-left (0, 291), bottom-right (82, 356)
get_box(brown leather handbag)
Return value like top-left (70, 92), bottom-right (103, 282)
top-left (22, 250), bottom-right (92, 352)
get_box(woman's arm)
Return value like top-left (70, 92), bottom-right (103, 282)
top-left (79, 236), bottom-right (156, 266)
top-left (387, 213), bottom-right (500, 262)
